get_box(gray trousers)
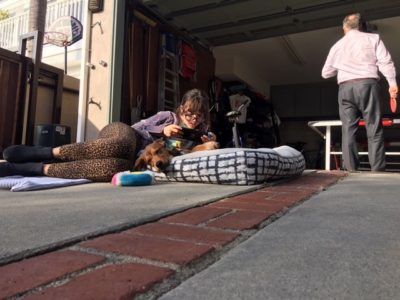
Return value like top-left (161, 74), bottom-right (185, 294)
top-left (338, 79), bottom-right (385, 171)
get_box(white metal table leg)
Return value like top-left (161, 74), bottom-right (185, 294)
top-left (325, 125), bottom-right (331, 170)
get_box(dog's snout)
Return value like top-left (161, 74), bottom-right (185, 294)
top-left (156, 160), bottom-right (169, 170)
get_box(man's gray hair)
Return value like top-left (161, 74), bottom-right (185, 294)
top-left (343, 13), bottom-right (361, 29)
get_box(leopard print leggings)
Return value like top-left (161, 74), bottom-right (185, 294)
top-left (47, 122), bottom-right (138, 182)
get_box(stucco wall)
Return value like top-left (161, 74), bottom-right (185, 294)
top-left (84, 0), bottom-right (115, 140)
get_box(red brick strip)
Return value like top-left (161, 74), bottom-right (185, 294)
top-left (0, 251), bottom-right (105, 299)
top-left (0, 171), bottom-right (346, 299)
top-left (25, 264), bottom-right (174, 300)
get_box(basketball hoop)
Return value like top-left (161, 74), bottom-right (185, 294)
top-left (44, 16), bottom-right (83, 75)
top-left (44, 31), bottom-right (69, 74)
top-left (44, 31), bottom-right (69, 47)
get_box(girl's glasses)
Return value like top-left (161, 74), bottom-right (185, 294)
top-left (183, 112), bottom-right (203, 122)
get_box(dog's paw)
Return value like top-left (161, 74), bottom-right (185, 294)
top-left (191, 141), bottom-right (220, 152)
top-left (204, 141), bottom-right (220, 150)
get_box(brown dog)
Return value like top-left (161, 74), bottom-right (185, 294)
top-left (134, 139), bottom-right (219, 172)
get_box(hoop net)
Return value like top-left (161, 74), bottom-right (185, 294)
top-left (44, 31), bottom-right (69, 47)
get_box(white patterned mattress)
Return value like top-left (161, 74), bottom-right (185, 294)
top-left (154, 146), bottom-right (305, 185)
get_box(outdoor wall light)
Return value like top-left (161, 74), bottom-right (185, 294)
top-left (89, 0), bottom-right (104, 13)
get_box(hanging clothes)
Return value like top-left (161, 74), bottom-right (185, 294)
top-left (180, 42), bottom-right (197, 80)
top-left (229, 93), bottom-right (251, 124)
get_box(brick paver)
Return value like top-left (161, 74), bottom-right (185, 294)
top-left (209, 198), bottom-right (286, 213)
top-left (126, 223), bottom-right (239, 246)
top-left (207, 210), bottom-right (274, 230)
top-left (25, 263), bottom-right (174, 300)
top-left (80, 232), bottom-right (214, 265)
top-left (232, 190), bottom-right (315, 206)
top-left (0, 251), bottom-right (105, 299)
top-left (161, 207), bottom-right (231, 225)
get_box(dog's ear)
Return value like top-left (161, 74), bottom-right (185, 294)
top-left (155, 138), bottom-right (166, 146)
top-left (133, 153), bottom-right (149, 171)
top-left (133, 156), bottom-right (145, 171)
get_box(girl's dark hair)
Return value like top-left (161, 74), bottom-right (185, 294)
top-left (177, 89), bottom-right (210, 131)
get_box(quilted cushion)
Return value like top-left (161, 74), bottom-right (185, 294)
top-left (154, 146), bottom-right (305, 185)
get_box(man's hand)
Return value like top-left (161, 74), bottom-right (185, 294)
top-left (389, 86), bottom-right (398, 99)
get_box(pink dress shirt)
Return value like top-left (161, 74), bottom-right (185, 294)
top-left (322, 29), bottom-right (397, 87)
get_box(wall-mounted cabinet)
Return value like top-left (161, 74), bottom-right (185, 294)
top-left (272, 79), bottom-right (399, 120)
top-left (270, 87), bottom-right (296, 118)
top-left (271, 81), bottom-right (339, 119)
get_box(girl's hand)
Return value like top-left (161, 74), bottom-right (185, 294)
top-left (163, 124), bottom-right (182, 137)
top-left (201, 132), bottom-right (217, 143)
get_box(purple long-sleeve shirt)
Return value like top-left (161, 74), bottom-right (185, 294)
top-left (132, 111), bottom-right (179, 149)
top-left (322, 29), bottom-right (397, 87)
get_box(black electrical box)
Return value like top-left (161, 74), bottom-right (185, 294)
top-left (34, 124), bottom-right (71, 147)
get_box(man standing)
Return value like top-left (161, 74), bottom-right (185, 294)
top-left (322, 13), bottom-right (398, 172)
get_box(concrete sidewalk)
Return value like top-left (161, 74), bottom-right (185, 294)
top-left (1, 171), bottom-right (400, 299)
top-left (0, 180), bottom-right (261, 265)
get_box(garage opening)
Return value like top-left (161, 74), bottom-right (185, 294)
top-left (122, 1), bottom-right (400, 171)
